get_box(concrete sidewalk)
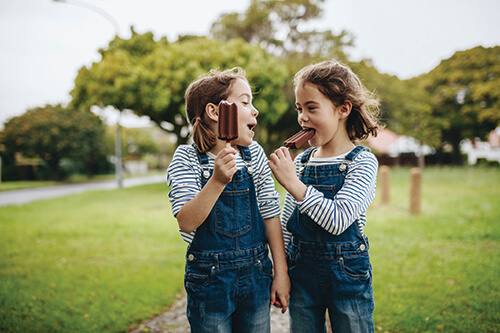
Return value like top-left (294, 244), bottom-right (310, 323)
top-left (0, 174), bottom-right (165, 207)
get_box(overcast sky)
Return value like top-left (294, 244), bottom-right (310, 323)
top-left (1, 0), bottom-right (499, 127)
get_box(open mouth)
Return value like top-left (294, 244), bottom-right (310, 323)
top-left (248, 124), bottom-right (256, 131)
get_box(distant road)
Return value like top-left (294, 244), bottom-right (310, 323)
top-left (0, 175), bottom-right (165, 207)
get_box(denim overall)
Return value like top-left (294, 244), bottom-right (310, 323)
top-left (184, 145), bottom-right (273, 333)
top-left (286, 146), bottom-right (374, 333)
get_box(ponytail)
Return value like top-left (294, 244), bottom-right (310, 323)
top-left (191, 118), bottom-right (217, 153)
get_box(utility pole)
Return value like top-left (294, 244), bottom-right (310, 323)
top-left (52, 0), bottom-right (123, 188)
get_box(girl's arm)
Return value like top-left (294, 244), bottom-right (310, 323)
top-left (280, 192), bottom-right (295, 247)
top-left (250, 143), bottom-right (289, 312)
top-left (297, 153), bottom-right (378, 235)
top-left (176, 147), bottom-right (237, 233)
top-left (269, 147), bottom-right (378, 235)
top-left (265, 216), bottom-right (290, 313)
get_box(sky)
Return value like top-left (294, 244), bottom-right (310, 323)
top-left (1, 0), bottom-right (499, 128)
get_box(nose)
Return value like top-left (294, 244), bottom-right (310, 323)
top-left (298, 112), bottom-right (308, 124)
top-left (252, 105), bottom-right (259, 117)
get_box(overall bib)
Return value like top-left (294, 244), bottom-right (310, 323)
top-left (184, 145), bottom-right (273, 333)
top-left (286, 146), bottom-right (374, 333)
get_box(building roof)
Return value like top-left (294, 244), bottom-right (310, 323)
top-left (366, 129), bottom-right (400, 154)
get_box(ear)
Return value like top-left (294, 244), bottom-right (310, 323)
top-left (339, 101), bottom-right (352, 119)
top-left (205, 103), bottom-right (218, 122)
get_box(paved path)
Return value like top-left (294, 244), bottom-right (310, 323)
top-left (129, 292), bottom-right (291, 333)
top-left (0, 175), bottom-right (165, 206)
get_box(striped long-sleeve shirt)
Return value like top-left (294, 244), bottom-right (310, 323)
top-left (281, 148), bottom-right (378, 247)
top-left (166, 142), bottom-right (281, 244)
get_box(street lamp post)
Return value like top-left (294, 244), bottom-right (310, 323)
top-left (52, 0), bottom-right (120, 35)
top-left (53, 0), bottom-right (123, 189)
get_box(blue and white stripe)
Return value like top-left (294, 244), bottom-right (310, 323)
top-left (167, 142), bottom-right (281, 243)
top-left (281, 149), bottom-right (378, 246)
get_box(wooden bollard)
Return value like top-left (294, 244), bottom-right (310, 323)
top-left (379, 165), bottom-right (390, 205)
top-left (409, 167), bottom-right (422, 214)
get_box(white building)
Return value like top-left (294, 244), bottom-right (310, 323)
top-left (366, 129), bottom-right (435, 158)
top-left (461, 128), bottom-right (500, 165)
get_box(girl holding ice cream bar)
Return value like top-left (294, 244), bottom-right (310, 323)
top-left (269, 60), bottom-right (381, 333)
top-left (167, 67), bottom-right (289, 333)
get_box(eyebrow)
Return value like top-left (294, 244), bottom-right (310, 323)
top-left (296, 100), bottom-right (318, 106)
top-left (239, 93), bottom-right (252, 99)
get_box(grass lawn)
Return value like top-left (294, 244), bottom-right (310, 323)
top-left (0, 180), bottom-right (58, 192)
top-left (0, 166), bottom-right (499, 332)
top-left (0, 183), bottom-right (186, 332)
top-left (367, 167), bottom-right (500, 332)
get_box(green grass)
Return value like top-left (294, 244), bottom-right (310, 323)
top-left (367, 167), bottom-right (500, 332)
top-left (0, 180), bottom-right (58, 191)
top-left (0, 183), bottom-right (186, 332)
top-left (0, 167), bottom-right (499, 332)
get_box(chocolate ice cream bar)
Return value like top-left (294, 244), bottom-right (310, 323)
top-left (284, 128), bottom-right (315, 149)
top-left (218, 101), bottom-right (238, 146)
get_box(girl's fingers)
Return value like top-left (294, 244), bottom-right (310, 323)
top-left (272, 147), bottom-right (291, 161)
top-left (282, 147), bottom-right (291, 159)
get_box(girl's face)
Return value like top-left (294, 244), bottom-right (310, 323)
top-left (223, 78), bottom-right (259, 147)
top-left (295, 82), bottom-right (349, 153)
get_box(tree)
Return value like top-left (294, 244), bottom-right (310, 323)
top-left (210, 0), bottom-right (353, 60)
top-left (71, 34), bottom-right (290, 146)
top-left (0, 104), bottom-right (107, 180)
top-left (350, 60), bottom-right (440, 167)
top-left (421, 46), bottom-right (500, 163)
top-left (71, 28), bottom-right (161, 116)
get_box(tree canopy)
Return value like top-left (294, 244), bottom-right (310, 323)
top-left (14, 3), bottom-right (498, 173)
top-left (71, 32), bottom-right (290, 145)
top-left (421, 46), bottom-right (500, 162)
top-left (0, 104), bottom-right (107, 180)
top-left (210, 0), bottom-right (353, 61)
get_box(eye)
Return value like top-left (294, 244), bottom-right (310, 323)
top-left (295, 107), bottom-right (302, 113)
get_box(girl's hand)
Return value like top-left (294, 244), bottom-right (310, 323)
top-left (212, 147), bottom-right (237, 185)
top-left (270, 273), bottom-right (290, 314)
top-left (268, 147), bottom-right (296, 186)
top-left (268, 147), bottom-right (307, 201)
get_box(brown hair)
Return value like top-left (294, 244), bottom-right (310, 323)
top-left (294, 60), bottom-right (380, 141)
top-left (185, 67), bottom-right (248, 152)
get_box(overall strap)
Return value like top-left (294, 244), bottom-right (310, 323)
top-left (238, 145), bottom-right (252, 162)
top-left (192, 143), bottom-right (210, 181)
top-left (300, 147), bottom-right (316, 164)
top-left (238, 145), bottom-right (253, 175)
top-left (339, 145), bottom-right (370, 172)
top-left (192, 143), bottom-right (252, 164)
top-left (192, 144), bottom-right (254, 179)
top-left (344, 145), bottom-right (370, 161)
top-left (192, 143), bottom-right (209, 165)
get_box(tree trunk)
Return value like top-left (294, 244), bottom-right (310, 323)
top-left (47, 158), bottom-right (63, 181)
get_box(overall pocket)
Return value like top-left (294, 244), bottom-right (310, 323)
top-left (184, 264), bottom-right (216, 295)
top-left (215, 189), bottom-right (251, 237)
top-left (340, 254), bottom-right (371, 280)
top-left (257, 255), bottom-right (274, 279)
top-left (286, 245), bottom-right (299, 270)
